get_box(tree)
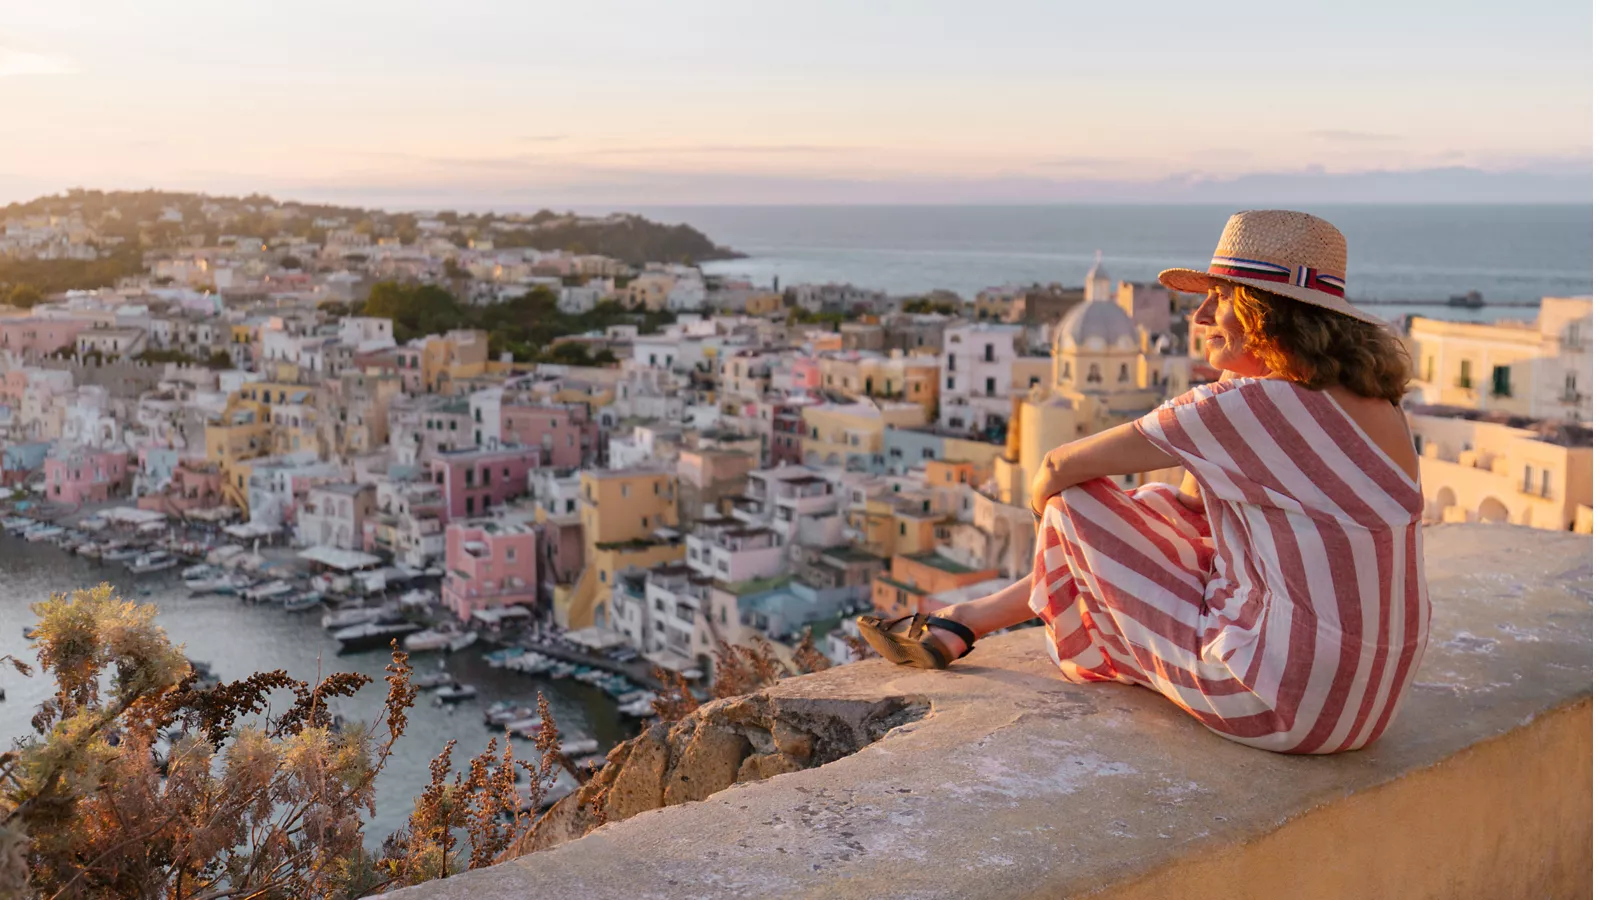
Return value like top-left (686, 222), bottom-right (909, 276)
top-left (5, 284), bottom-right (42, 308)
top-left (205, 350), bottom-right (233, 370)
top-left (0, 585), bottom-right (417, 898)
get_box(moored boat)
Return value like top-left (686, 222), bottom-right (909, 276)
top-left (333, 621), bottom-right (422, 653)
top-left (243, 579), bottom-right (295, 602)
top-left (127, 550), bottom-right (178, 574)
top-left (433, 683), bottom-right (478, 703)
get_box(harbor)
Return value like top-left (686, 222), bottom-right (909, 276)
top-left (0, 507), bottom-right (662, 841)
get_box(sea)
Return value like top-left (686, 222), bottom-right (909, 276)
top-left (612, 204), bottom-right (1594, 323)
top-left (0, 537), bottom-right (634, 843)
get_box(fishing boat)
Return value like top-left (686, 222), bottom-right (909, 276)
top-left (322, 607), bottom-right (389, 631)
top-left (558, 738), bottom-right (600, 757)
top-left (619, 696), bottom-right (658, 718)
top-left (433, 683), bottom-right (478, 703)
top-left (484, 702), bottom-right (535, 727)
top-left (506, 718), bottom-right (559, 740)
top-left (283, 592), bottom-right (324, 612)
top-left (333, 621), bottom-right (422, 653)
top-left (182, 564), bottom-right (218, 580)
top-left (483, 647), bottom-right (523, 667)
top-left (186, 572), bottom-right (250, 595)
top-left (412, 671), bottom-right (454, 689)
top-left (447, 631), bottom-right (479, 653)
top-left (127, 550), bottom-right (178, 574)
top-left (76, 541), bottom-right (103, 559)
top-left (243, 580), bottom-right (295, 603)
top-left (25, 525), bottom-right (64, 543)
top-left (1, 517), bottom-right (33, 533)
top-left (101, 544), bottom-right (142, 563)
top-left (402, 630), bottom-right (452, 653)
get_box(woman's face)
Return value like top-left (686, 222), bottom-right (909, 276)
top-left (1193, 285), bottom-right (1270, 377)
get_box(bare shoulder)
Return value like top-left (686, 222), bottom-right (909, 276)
top-left (1323, 385), bottom-right (1420, 480)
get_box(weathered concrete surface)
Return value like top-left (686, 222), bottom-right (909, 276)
top-left (393, 525), bottom-right (1591, 900)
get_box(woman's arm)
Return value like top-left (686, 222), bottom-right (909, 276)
top-left (1176, 470), bottom-right (1204, 512)
top-left (1029, 421), bottom-right (1182, 516)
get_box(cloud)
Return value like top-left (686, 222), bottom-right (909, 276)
top-left (581, 144), bottom-right (873, 157)
top-left (0, 47), bottom-right (78, 78)
top-left (1307, 129), bottom-right (1399, 144)
top-left (516, 135), bottom-right (567, 143)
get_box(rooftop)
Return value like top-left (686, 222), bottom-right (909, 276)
top-left (902, 551), bottom-right (980, 575)
top-left (1410, 404), bottom-right (1593, 448)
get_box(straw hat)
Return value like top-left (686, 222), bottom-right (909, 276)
top-left (1158, 210), bottom-right (1388, 327)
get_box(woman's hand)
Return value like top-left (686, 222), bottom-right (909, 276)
top-left (1028, 422), bottom-right (1184, 518)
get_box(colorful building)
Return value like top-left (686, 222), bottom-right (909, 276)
top-left (441, 519), bottom-right (539, 622)
top-left (429, 446), bottom-right (544, 521)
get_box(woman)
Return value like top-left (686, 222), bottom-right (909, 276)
top-left (858, 210), bottom-right (1429, 754)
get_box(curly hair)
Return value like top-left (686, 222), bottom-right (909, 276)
top-left (1230, 285), bottom-right (1413, 403)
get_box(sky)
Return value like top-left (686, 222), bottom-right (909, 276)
top-left (0, 0), bottom-right (1592, 207)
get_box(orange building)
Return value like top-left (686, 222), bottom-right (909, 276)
top-left (872, 552), bottom-right (1000, 619)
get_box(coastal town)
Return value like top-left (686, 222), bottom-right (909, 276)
top-left (0, 188), bottom-right (1591, 712)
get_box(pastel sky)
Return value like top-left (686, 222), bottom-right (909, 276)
top-left (0, 0), bottom-right (1592, 206)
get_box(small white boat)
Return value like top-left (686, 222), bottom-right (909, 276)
top-left (413, 671), bottom-right (454, 689)
top-left (399, 588), bottom-right (435, 608)
top-left (283, 592), bottom-right (323, 612)
top-left (101, 544), bottom-right (141, 562)
top-left (322, 607), bottom-right (387, 631)
top-left (78, 516), bottom-right (107, 532)
top-left (243, 580), bottom-right (295, 602)
top-left (182, 564), bottom-right (217, 580)
top-left (447, 631), bottom-right (479, 653)
top-left (558, 738), bottom-right (600, 757)
top-left (25, 525), bottom-right (64, 542)
top-left (434, 683), bottom-right (478, 703)
top-left (206, 545), bottom-right (245, 566)
top-left (619, 697), bottom-right (658, 718)
top-left (186, 573), bottom-right (250, 595)
top-left (76, 542), bottom-right (103, 559)
top-left (2, 517), bottom-right (34, 533)
top-left (127, 551), bottom-right (178, 574)
top-left (403, 630), bottom-right (452, 653)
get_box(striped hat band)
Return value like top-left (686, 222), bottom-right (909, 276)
top-left (1208, 256), bottom-right (1346, 298)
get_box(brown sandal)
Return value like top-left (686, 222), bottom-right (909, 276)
top-left (855, 613), bottom-right (977, 670)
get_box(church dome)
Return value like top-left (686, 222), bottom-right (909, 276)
top-left (1056, 298), bottom-right (1138, 353)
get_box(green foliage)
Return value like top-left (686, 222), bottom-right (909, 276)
top-left (205, 350), bottom-right (234, 370)
top-left (134, 348), bottom-right (201, 365)
top-left (4, 284), bottom-right (42, 308)
top-left (902, 297), bottom-right (958, 315)
top-left (358, 283), bottom-right (671, 363)
top-left (0, 247), bottom-right (146, 297)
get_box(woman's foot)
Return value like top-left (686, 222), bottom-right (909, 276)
top-left (855, 610), bottom-right (977, 670)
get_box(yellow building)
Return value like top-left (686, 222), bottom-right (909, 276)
top-left (1410, 297), bottom-right (1591, 425)
top-left (802, 400), bottom-right (928, 469)
top-left (625, 273), bottom-right (676, 311)
top-left (1412, 406), bottom-right (1592, 532)
top-left (817, 351), bottom-right (942, 417)
top-left (419, 330), bottom-right (490, 394)
top-left (559, 468), bottom-right (685, 628)
top-left (744, 291), bottom-right (784, 317)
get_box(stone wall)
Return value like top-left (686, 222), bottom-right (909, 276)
top-left (393, 524), bottom-right (1592, 899)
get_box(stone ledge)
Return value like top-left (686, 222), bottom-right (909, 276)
top-left (393, 525), bottom-right (1592, 899)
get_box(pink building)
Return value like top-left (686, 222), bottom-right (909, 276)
top-left (0, 318), bottom-right (91, 358)
top-left (429, 446), bottom-right (544, 521)
top-left (0, 369), bottom-right (28, 408)
top-left (138, 460), bottom-right (224, 515)
top-left (44, 447), bottom-right (130, 505)
top-left (441, 520), bottom-right (538, 622)
top-left (500, 403), bottom-right (596, 468)
top-left (786, 356), bottom-right (822, 391)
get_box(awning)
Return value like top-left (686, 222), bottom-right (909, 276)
top-left (224, 522), bottom-right (276, 539)
top-left (102, 507), bottom-right (167, 525)
top-left (471, 606), bottom-right (533, 625)
top-left (298, 546), bottom-right (383, 571)
top-left (644, 649), bottom-right (697, 673)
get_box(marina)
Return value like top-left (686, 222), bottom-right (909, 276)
top-left (0, 519), bottom-right (649, 840)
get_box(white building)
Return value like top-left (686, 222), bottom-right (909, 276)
top-left (938, 322), bottom-right (1022, 433)
top-left (686, 518), bottom-right (786, 582)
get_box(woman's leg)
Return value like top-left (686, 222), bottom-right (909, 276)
top-left (921, 574), bottom-right (1035, 657)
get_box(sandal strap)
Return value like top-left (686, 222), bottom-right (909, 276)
top-left (924, 616), bottom-right (977, 659)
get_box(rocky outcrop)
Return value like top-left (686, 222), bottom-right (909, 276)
top-left (502, 691), bottom-right (929, 859)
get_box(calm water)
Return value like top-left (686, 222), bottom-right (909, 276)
top-left (618, 204), bottom-right (1593, 318)
top-left (0, 537), bottom-right (632, 842)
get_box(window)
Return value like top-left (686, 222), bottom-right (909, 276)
top-left (1458, 360), bottom-right (1473, 389)
top-left (621, 484), bottom-right (630, 499)
top-left (1491, 365), bottom-right (1512, 397)
top-left (946, 376), bottom-right (955, 390)
top-left (506, 546), bottom-right (516, 562)
top-left (466, 469), bottom-right (475, 486)
top-left (985, 377), bottom-right (996, 397)
top-left (1087, 364), bottom-right (1102, 384)
top-left (482, 467), bottom-right (491, 485)
top-left (984, 343), bottom-right (995, 362)
top-left (641, 517), bottom-right (649, 528)
top-left (947, 353), bottom-right (956, 371)
top-left (1061, 360), bottom-right (1072, 381)
top-left (1424, 355), bottom-right (1435, 382)
top-left (898, 522), bottom-right (906, 535)
top-left (1118, 363), bottom-right (1130, 383)
top-left (466, 496), bottom-right (475, 515)
top-left (1541, 469), bottom-right (1552, 499)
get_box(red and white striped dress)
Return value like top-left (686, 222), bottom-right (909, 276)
top-left (1029, 377), bottom-right (1428, 754)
